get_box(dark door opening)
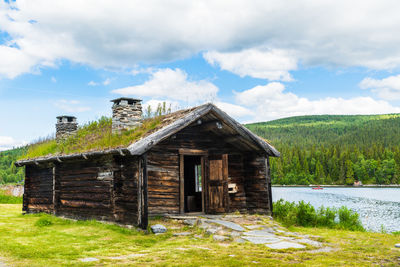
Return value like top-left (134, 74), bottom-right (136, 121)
top-left (184, 155), bottom-right (203, 212)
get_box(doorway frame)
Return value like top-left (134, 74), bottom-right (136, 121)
top-left (179, 149), bottom-right (208, 214)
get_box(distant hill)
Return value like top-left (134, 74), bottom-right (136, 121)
top-left (246, 114), bottom-right (400, 148)
top-left (0, 147), bottom-right (26, 184)
top-left (2, 114), bottom-right (400, 185)
top-left (245, 114), bottom-right (400, 185)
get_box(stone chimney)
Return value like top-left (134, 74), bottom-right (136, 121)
top-left (56, 116), bottom-right (78, 141)
top-left (111, 97), bottom-right (142, 133)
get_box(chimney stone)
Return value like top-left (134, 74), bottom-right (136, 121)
top-left (56, 116), bottom-right (77, 141)
top-left (111, 97), bottom-right (142, 133)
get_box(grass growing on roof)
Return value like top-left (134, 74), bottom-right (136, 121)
top-left (20, 116), bottom-right (162, 160)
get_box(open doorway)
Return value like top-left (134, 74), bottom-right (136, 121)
top-left (184, 155), bottom-right (203, 213)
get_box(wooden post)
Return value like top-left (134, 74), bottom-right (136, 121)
top-left (265, 156), bottom-right (273, 215)
top-left (141, 154), bottom-right (148, 229)
top-left (179, 154), bottom-right (184, 214)
top-left (222, 154), bottom-right (229, 213)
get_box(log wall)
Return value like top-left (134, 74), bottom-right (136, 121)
top-left (243, 154), bottom-right (270, 214)
top-left (24, 164), bottom-right (54, 213)
top-left (56, 156), bottom-right (116, 221)
top-left (146, 124), bottom-right (271, 215)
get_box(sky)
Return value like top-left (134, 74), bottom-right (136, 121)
top-left (2, 0), bottom-right (400, 150)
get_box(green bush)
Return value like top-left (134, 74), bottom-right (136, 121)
top-left (0, 190), bottom-right (22, 204)
top-left (273, 199), bottom-right (365, 231)
top-left (35, 217), bottom-right (54, 227)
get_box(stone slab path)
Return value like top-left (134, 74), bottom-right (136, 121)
top-left (172, 214), bottom-right (327, 251)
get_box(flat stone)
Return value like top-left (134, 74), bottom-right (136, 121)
top-left (206, 228), bottom-right (218, 235)
top-left (297, 238), bottom-right (323, 247)
top-left (395, 243), bottom-right (400, 248)
top-left (308, 247), bottom-right (335, 254)
top-left (243, 230), bottom-right (277, 237)
top-left (203, 215), bottom-right (223, 219)
top-left (207, 219), bottom-right (245, 232)
top-left (235, 238), bottom-right (246, 243)
top-left (151, 224), bottom-right (167, 233)
top-left (183, 219), bottom-right (197, 226)
top-left (213, 235), bottom-right (227, 241)
top-left (173, 232), bottom-right (191, 236)
top-left (194, 234), bottom-right (203, 238)
top-left (80, 257), bottom-right (99, 262)
top-left (265, 241), bottom-right (306, 249)
top-left (229, 231), bottom-right (241, 237)
top-left (242, 236), bottom-right (282, 244)
top-left (245, 225), bottom-right (263, 230)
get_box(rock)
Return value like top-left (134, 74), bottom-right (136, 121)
top-left (80, 257), bottom-right (99, 262)
top-left (235, 238), bottom-right (246, 243)
top-left (229, 231), bottom-right (241, 237)
top-left (194, 234), bottom-right (202, 238)
top-left (151, 224), bottom-right (167, 233)
top-left (173, 232), bottom-right (191, 236)
top-left (213, 235), bottom-right (227, 241)
top-left (183, 219), bottom-right (197, 226)
top-left (229, 255), bottom-right (235, 257)
top-left (395, 243), bottom-right (400, 248)
top-left (296, 238), bottom-right (323, 247)
top-left (243, 230), bottom-right (277, 237)
top-left (206, 227), bottom-right (218, 235)
top-left (206, 219), bottom-right (245, 232)
top-left (242, 236), bottom-right (282, 244)
top-left (245, 225), bottom-right (263, 230)
top-left (265, 241), bottom-right (306, 249)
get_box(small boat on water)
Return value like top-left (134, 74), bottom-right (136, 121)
top-left (312, 185), bottom-right (323, 190)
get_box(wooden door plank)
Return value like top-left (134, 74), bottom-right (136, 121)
top-left (179, 154), bottom-right (184, 214)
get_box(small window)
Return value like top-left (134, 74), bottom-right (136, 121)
top-left (195, 164), bottom-right (202, 192)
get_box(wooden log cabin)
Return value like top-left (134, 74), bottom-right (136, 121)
top-left (15, 98), bottom-right (280, 229)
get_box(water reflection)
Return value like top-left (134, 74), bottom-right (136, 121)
top-left (272, 187), bottom-right (400, 232)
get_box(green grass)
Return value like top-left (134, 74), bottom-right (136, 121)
top-left (0, 190), bottom-right (22, 204)
top-left (21, 116), bottom-right (162, 160)
top-left (0, 204), bottom-right (399, 266)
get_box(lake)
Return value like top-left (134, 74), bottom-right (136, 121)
top-left (272, 187), bottom-right (400, 233)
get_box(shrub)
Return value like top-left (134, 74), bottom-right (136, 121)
top-left (0, 190), bottom-right (23, 204)
top-left (273, 199), bottom-right (365, 231)
top-left (35, 217), bottom-right (53, 227)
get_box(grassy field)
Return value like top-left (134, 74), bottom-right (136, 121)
top-left (0, 205), bottom-right (399, 266)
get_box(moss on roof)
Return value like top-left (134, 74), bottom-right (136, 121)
top-left (20, 107), bottom-right (197, 160)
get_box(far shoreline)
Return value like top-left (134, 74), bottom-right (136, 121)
top-left (272, 184), bottom-right (400, 188)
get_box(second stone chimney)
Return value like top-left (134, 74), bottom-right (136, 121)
top-left (111, 97), bottom-right (142, 133)
top-left (56, 116), bottom-right (78, 141)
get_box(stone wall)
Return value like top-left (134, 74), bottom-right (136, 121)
top-left (56, 116), bottom-right (78, 141)
top-left (112, 99), bottom-right (142, 133)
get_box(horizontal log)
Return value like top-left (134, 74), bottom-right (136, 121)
top-left (60, 193), bottom-right (110, 201)
top-left (60, 180), bottom-right (111, 188)
top-left (60, 199), bottom-right (111, 209)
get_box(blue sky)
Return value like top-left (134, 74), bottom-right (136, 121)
top-left (2, 0), bottom-right (400, 150)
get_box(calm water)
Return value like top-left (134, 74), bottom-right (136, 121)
top-left (272, 187), bottom-right (400, 232)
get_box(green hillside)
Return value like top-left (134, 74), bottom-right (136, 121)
top-left (245, 114), bottom-right (400, 185)
top-left (0, 147), bottom-right (26, 184)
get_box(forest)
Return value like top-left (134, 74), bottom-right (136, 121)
top-left (0, 147), bottom-right (25, 184)
top-left (2, 113), bottom-right (400, 185)
top-left (246, 114), bottom-right (400, 185)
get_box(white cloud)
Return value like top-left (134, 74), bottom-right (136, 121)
top-left (204, 49), bottom-right (297, 81)
top-left (54, 99), bottom-right (91, 113)
top-left (112, 68), bottom-right (218, 105)
top-left (88, 78), bottom-right (111, 86)
top-left (51, 76), bottom-right (57, 83)
top-left (359, 75), bottom-right (400, 100)
top-left (3, 1), bottom-right (400, 78)
top-left (102, 78), bottom-right (111, 85)
top-left (88, 81), bottom-right (97, 86)
top-left (236, 82), bottom-right (400, 121)
top-left (0, 136), bottom-right (25, 151)
top-left (215, 101), bottom-right (254, 118)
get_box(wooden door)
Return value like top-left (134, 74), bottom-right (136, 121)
top-left (206, 154), bottom-right (228, 213)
